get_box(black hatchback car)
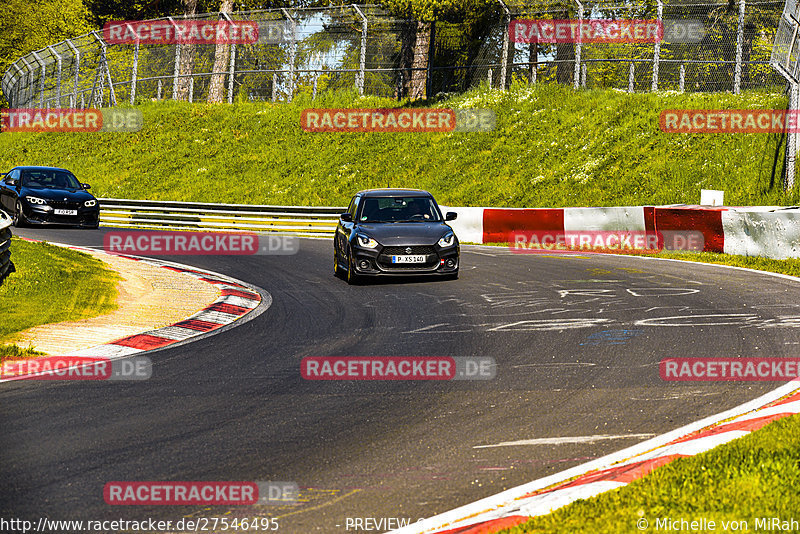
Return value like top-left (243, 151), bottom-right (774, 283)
top-left (334, 189), bottom-right (459, 284)
top-left (0, 166), bottom-right (100, 228)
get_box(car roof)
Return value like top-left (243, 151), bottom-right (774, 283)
top-left (12, 166), bottom-right (71, 172)
top-left (357, 189), bottom-right (432, 198)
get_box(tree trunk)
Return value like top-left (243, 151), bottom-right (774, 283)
top-left (399, 22), bottom-right (415, 98)
top-left (207, 0), bottom-right (234, 103)
top-left (410, 21), bottom-right (432, 100)
top-left (175, 0), bottom-right (198, 101)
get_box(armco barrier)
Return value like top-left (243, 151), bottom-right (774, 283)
top-left (96, 200), bottom-right (800, 259)
top-left (0, 211), bottom-right (12, 283)
top-left (99, 198), bottom-right (346, 238)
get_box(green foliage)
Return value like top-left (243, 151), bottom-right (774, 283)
top-left (379, 0), bottom-right (497, 22)
top-left (0, 0), bottom-right (93, 105)
top-left (0, 83), bottom-right (793, 207)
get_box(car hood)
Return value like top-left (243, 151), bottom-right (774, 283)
top-left (357, 222), bottom-right (453, 246)
top-left (22, 187), bottom-right (94, 202)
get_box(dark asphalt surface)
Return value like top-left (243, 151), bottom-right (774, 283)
top-left (2, 227), bottom-right (800, 533)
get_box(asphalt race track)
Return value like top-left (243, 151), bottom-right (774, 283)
top-left (2, 227), bottom-right (799, 533)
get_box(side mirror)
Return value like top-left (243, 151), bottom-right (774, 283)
top-left (7, 178), bottom-right (18, 187)
top-left (445, 211), bottom-right (457, 221)
top-left (82, 183), bottom-right (91, 190)
top-left (340, 212), bottom-right (353, 222)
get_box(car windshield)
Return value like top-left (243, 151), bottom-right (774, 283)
top-left (359, 196), bottom-right (442, 223)
top-left (20, 170), bottom-right (81, 190)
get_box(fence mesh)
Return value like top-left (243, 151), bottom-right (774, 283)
top-left (0, 0), bottom-right (791, 109)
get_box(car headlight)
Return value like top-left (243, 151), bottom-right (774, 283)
top-left (356, 234), bottom-right (379, 248)
top-left (26, 196), bottom-right (46, 205)
top-left (84, 199), bottom-right (97, 207)
top-left (438, 233), bottom-right (455, 248)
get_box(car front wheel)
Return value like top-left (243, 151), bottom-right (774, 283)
top-left (346, 247), bottom-right (360, 285)
top-left (12, 200), bottom-right (27, 228)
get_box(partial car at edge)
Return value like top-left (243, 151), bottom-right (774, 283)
top-left (333, 188), bottom-right (459, 284)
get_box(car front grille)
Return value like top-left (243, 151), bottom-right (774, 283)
top-left (377, 245), bottom-right (440, 270)
top-left (380, 245), bottom-right (436, 256)
top-left (48, 200), bottom-right (81, 209)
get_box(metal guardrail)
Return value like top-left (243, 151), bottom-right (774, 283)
top-left (99, 198), bottom-right (346, 238)
top-left (0, 211), bottom-right (12, 283)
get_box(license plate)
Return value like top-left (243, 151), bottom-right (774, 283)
top-left (54, 209), bottom-right (77, 216)
top-left (392, 255), bottom-right (426, 264)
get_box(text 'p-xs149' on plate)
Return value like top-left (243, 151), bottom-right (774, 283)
top-left (334, 189), bottom-right (459, 284)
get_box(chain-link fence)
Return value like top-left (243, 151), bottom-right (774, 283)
top-left (0, 0), bottom-right (790, 109)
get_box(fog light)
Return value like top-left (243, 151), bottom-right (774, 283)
top-left (445, 259), bottom-right (456, 268)
top-left (358, 260), bottom-right (370, 270)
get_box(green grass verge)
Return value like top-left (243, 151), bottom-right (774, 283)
top-left (0, 83), bottom-right (793, 208)
top-left (499, 413), bottom-right (800, 533)
top-left (0, 238), bottom-right (120, 361)
top-left (470, 246), bottom-right (800, 533)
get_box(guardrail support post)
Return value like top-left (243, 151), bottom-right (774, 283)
top-left (498, 0), bottom-right (512, 90)
top-left (11, 64), bottom-right (25, 107)
top-left (281, 8), bottom-right (297, 101)
top-left (573, 0), bottom-right (583, 90)
top-left (353, 5), bottom-right (368, 95)
top-left (652, 0), bottom-right (663, 91)
top-left (169, 18), bottom-right (181, 101)
top-left (31, 51), bottom-right (46, 108)
top-left (127, 23), bottom-right (140, 105)
top-left (65, 39), bottom-right (80, 108)
top-left (734, 0), bottom-right (746, 94)
top-left (787, 82), bottom-right (798, 191)
top-left (47, 45), bottom-right (63, 106)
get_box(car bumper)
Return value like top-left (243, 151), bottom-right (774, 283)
top-left (350, 244), bottom-right (459, 276)
top-left (24, 205), bottom-right (99, 227)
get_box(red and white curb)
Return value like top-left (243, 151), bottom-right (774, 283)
top-left (390, 382), bottom-right (800, 534)
top-left (444, 204), bottom-right (800, 260)
top-left (1, 242), bottom-right (270, 382)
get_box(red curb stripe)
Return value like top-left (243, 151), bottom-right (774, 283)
top-left (520, 454), bottom-right (686, 499)
top-left (112, 334), bottom-right (176, 350)
top-left (671, 413), bottom-right (792, 444)
top-left (432, 516), bottom-right (529, 534)
top-left (221, 288), bottom-right (260, 300)
top-left (206, 302), bottom-right (249, 315)
top-left (172, 319), bottom-right (222, 332)
top-left (199, 277), bottom-right (247, 288)
top-left (772, 391), bottom-right (800, 406)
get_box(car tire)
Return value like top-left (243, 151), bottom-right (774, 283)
top-left (444, 271), bottom-right (459, 281)
top-left (333, 250), bottom-right (344, 278)
top-left (346, 247), bottom-right (360, 285)
top-left (12, 200), bottom-right (27, 228)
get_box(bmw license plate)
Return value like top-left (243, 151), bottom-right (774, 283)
top-left (392, 255), bottom-right (426, 264)
top-left (54, 209), bottom-right (77, 216)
